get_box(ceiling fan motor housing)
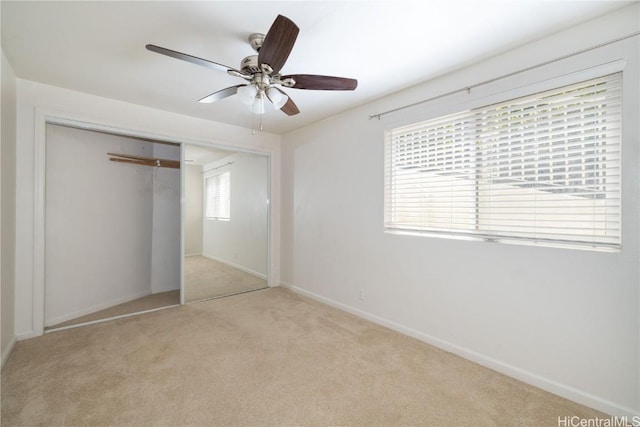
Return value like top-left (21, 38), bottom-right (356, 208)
top-left (241, 55), bottom-right (261, 74)
top-left (249, 33), bottom-right (265, 52)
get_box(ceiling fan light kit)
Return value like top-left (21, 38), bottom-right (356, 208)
top-left (237, 84), bottom-right (258, 106)
top-left (146, 14), bottom-right (358, 120)
top-left (266, 87), bottom-right (288, 110)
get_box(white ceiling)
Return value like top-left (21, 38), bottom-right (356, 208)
top-left (1, 1), bottom-right (629, 135)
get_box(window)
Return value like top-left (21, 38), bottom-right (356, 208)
top-left (205, 171), bottom-right (230, 220)
top-left (384, 73), bottom-right (622, 251)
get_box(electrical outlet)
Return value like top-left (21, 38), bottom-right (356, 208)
top-left (358, 288), bottom-right (365, 300)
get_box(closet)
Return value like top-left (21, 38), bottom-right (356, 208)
top-left (44, 124), bottom-right (181, 329)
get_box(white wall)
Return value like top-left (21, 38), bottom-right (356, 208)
top-left (150, 143), bottom-right (181, 294)
top-left (281, 4), bottom-right (639, 418)
top-left (202, 152), bottom-right (268, 278)
top-left (1, 50), bottom-right (17, 366)
top-left (14, 80), bottom-right (281, 338)
top-left (184, 164), bottom-right (203, 256)
top-left (45, 125), bottom-right (157, 325)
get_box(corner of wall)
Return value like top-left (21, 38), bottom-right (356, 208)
top-left (1, 336), bottom-right (16, 370)
top-left (1, 48), bottom-right (18, 368)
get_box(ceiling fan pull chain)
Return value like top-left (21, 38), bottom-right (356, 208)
top-left (251, 111), bottom-right (257, 135)
top-left (250, 112), bottom-right (263, 135)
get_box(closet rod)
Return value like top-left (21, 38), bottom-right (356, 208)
top-left (109, 158), bottom-right (180, 169)
top-left (368, 31), bottom-right (640, 120)
top-left (107, 152), bottom-right (180, 169)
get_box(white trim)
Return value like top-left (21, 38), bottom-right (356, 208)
top-left (280, 282), bottom-right (640, 419)
top-left (201, 253), bottom-right (267, 280)
top-left (1, 336), bottom-right (16, 370)
top-left (180, 143), bottom-right (185, 305)
top-left (34, 109), bottom-right (47, 337)
top-left (266, 154), bottom-right (272, 288)
top-left (185, 253), bottom-right (202, 257)
top-left (35, 111), bottom-right (264, 154)
top-left (44, 290), bottom-right (152, 327)
top-left (44, 304), bottom-right (179, 334)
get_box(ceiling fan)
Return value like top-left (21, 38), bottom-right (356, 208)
top-left (146, 14), bottom-right (358, 117)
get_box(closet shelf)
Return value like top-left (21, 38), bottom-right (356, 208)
top-left (107, 152), bottom-right (180, 169)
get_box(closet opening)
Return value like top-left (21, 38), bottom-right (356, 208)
top-left (36, 115), bottom-right (273, 335)
top-left (44, 124), bottom-right (181, 331)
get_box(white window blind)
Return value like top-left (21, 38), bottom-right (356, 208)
top-left (205, 171), bottom-right (230, 220)
top-left (384, 73), bottom-right (622, 250)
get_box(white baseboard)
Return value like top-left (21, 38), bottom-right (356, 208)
top-left (1, 336), bottom-right (17, 370)
top-left (280, 282), bottom-right (639, 419)
top-left (151, 285), bottom-right (180, 294)
top-left (201, 253), bottom-right (267, 280)
top-left (16, 331), bottom-right (38, 341)
top-left (44, 289), bottom-right (152, 327)
top-left (185, 253), bottom-right (201, 257)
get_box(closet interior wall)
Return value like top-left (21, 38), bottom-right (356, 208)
top-left (44, 124), bottom-right (180, 326)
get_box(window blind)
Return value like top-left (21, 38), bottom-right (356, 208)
top-left (205, 171), bottom-right (231, 220)
top-left (384, 73), bottom-right (622, 250)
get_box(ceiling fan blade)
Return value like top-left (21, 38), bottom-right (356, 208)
top-left (281, 98), bottom-right (300, 116)
top-left (146, 44), bottom-right (244, 75)
top-left (198, 85), bottom-right (245, 104)
top-left (258, 15), bottom-right (299, 74)
top-left (282, 74), bottom-right (358, 90)
top-left (273, 88), bottom-right (299, 116)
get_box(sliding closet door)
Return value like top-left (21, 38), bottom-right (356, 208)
top-left (183, 145), bottom-right (269, 302)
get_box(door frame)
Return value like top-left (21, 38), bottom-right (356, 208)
top-left (33, 109), bottom-right (273, 335)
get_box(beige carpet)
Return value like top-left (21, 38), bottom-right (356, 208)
top-left (46, 290), bottom-right (181, 330)
top-left (184, 255), bottom-right (267, 303)
top-left (2, 288), bottom-right (604, 426)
